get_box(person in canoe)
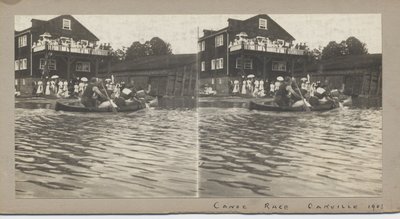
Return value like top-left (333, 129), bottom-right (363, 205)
top-left (80, 77), bottom-right (108, 108)
top-left (273, 76), bottom-right (302, 107)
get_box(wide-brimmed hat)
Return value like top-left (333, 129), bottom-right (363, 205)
top-left (300, 77), bottom-right (307, 81)
top-left (277, 76), bottom-right (284, 81)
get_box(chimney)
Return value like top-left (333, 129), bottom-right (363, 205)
top-left (203, 29), bottom-right (216, 37)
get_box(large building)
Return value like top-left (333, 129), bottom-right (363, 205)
top-left (15, 15), bottom-right (110, 94)
top-left (198, 14), bottom-right (306, 95)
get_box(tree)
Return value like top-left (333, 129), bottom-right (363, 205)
top-left (124, 37), bottom-right (173, 60)
top-left (320, 36), bottom-right (368, 60)
top-left (149, 37), bottom-right (172, 56)
top-left (109, 47), bottom-right (126, 63)
top-left (321, 41), bottom-right (344, 60)
top-left (346, 36), bottom-right (368, 55)
top-left (125, 41), bottom-right (147, 60)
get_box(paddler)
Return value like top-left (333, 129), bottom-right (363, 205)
top-left (274, 76), bottom-right (302, 107)
top-left (80, 77), bottom-right (108, 108)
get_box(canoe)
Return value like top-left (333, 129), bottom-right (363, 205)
top-left (249, 101), bottom-right (337, 112)
top-left (55, 101), bottom-right (145, 112)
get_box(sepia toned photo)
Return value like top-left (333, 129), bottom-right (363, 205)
top-left (14, 15), bottom-right (199, 198)
top-left (13, 13), bottom-right (382, 199)
top-left (197, 14), bottom-right (382, 197)
top-left (1, 0), bottom-right (399, 215)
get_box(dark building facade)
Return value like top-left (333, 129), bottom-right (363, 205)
top-left (15, 15), bottom-right (110, 95)
top-left (99, 54), bottom-right (197, 97)
top-left (294, 54), bottom-right (382, 98)
top-left (198, 14), bottom-right (306, 95)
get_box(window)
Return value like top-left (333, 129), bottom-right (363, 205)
top-left (76, 61), bottom-right (91, 72)
top-left (62, 19), bottom-right (71, 30)
top-left (217, 58), bottom-right (224, 69)
top-left (272, 61), bottom-right (287, 71)
top-left (15, 60), bottom-right (20, 70)
top-left (21, 58), bottom-right (27, 70)
top-left (40, 58), bottom-right (57, 70)
top-left (18, 35), bottom-right (27, 48)
top-left (201, 61), bottom-right (205, 71)
top-left (215, 35), bottom-right (224, 47)
top-left (211, 58), bottom-right (223, 70)
top-left (198, 41), bottom-right (205, 51)
top-left (235, 58), bottom-right (253, 69)
top-left (259, 18), bottom-right (267, 30)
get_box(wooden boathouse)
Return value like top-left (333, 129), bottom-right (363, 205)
top-left (294, 53), bottom-right (382, 106)
top-left (98, 54), bottom-right (197, 97)
top-left (15, 15), bottom-right (110, 95)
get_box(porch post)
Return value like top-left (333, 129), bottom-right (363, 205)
top-left (95, 58), bottom-right (99, 78)
top-left (67, 57), bottom-right (71, 80)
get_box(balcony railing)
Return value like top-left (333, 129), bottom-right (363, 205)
top-left (32, 44), bottom-right (109, 56)
top-left (229, 42), bottom-right (304, 55)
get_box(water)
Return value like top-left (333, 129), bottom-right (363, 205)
top-left (198, 100), bottom-right (382, 197)
top-left (15, 98), bottom-right (198, 198)
top-left (15, 97), bottom-right (382, 198)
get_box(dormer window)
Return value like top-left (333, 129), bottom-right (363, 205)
top-left (63, 19), bottom-right (71, 30)
top-left (259, 18), bottom-right (267, 30)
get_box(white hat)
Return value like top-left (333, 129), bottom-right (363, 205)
top-left (80, 77), bottom-right (88, 82)
top-left (277, 76), bottom-right (284, 81)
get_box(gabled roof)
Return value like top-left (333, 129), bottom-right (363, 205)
top-left (101, 54), bottom-right (197, 73)
top-left (15, 15), bottom-right (99, 41)
top-left (199, 14), bottom-right (295, 41)
top-left (257, 14), bottom-right (295, 41)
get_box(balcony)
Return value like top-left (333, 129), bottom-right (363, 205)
top-left (32, 44), bottom-right (109, 56)
top-left (229, 42), bottom-right (304, 55)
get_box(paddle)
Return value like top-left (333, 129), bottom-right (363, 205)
top-left (292, 77), bottom-right (311, 112)
top-left (100, 82), bottom-right (117, 113)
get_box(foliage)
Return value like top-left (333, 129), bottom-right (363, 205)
top-left (125, 37), bottom-right (172, 61)
top-left (320, 36), bottom-right (368, 60)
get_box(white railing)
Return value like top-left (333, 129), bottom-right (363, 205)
top-left (32, 44), bottom-right (109, 56)
top-left (229, 42), bottom-right (304, 55)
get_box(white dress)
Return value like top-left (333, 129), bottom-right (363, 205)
top-left (232, 80), bottom-right (240, 94)
top-left (63, 81), bottom-right (69, 97)
top-left (44, 81), bottom-right (51, 95)
top-left (241, 81), bottom-right (247, 94)
top-left (50, 81), bottom-right (56, 94)
top-left (57, 81), bottom-right (64, 96)
top-left (259, 80), bottom-right (264, 91)
top-left (253, 80), bottom-right (260, 97)
top-left (36, 81), bottom-right (43, 94)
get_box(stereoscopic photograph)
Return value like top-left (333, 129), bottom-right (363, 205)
top-left (2, 0), bottom-right (399, 214)
top-left (13, 13), bottom-right (382, 200)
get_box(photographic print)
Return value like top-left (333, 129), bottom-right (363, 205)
top-left (2, 0), bottom-right (399, 214)
top-left (198, 14), bottom-right (382, 197)
top-left (14, 15), bottom-right (200, 198)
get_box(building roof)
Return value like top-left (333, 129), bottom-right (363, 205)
top-left (15, 15), bottom-right (99, 41)
top-left (199, 14), bottom-right (295, 41)
top-left (297, 53), bottom-right (382, 73)
top-left (101, 54), bottom-right (197, 73)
